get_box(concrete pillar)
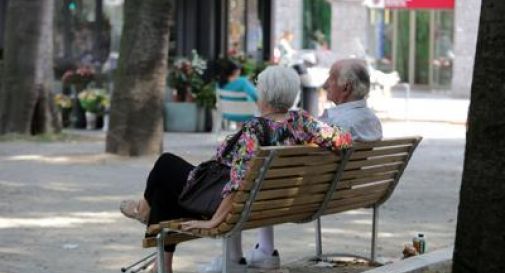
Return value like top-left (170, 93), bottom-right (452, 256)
top-left (327, 0), bottom-right (368, 60)
top-left (451, 0), bottom-right (482, 98)
top-left (271, 0), bottom-right (303, 49)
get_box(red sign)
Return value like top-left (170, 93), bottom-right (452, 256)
top-left (385, 0), bottom-right (455, 9)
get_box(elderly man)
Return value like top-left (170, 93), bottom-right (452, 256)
top-left (320, 59), bottom-right (383, 141)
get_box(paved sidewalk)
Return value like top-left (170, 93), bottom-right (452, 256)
top-left (0, 120), bottom-right (464, 273)
top-left (371, 89), bottom-right (469, 124)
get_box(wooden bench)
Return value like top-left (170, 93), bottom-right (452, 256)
top-left (144, 137), bottom-right (422, 273)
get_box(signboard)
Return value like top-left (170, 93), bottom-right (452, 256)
top-left (364, 0), bottom-right (455, 9)
top-left (386, 0), bottom-right (454, 9)
top-left (363, 0), bottom-right (385, 8)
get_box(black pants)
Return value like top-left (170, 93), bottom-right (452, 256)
top-left (144, 153), bottom-right (199, 252)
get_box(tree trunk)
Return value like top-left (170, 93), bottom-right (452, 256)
top-left (0, 0), bottom-right (60, 135)
top-left (105, 0), bottom-right (172, 156)
top-left (453, 1), bottom-right (505, 272)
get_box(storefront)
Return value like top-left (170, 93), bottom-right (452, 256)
top-left (365, 0), bottom-right (455, 89)
top-left (173, 0), bottom-right (272, 61)
top-left (53, 0), bottom-right (272, 69)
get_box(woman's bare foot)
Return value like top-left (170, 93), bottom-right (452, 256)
top-left (119, 199), bottom-right (150, 224)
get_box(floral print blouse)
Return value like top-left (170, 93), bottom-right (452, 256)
top-left (215, 109), bottom-right (352, 198)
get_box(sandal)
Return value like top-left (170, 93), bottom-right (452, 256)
top-left (120, 199), bottom-right (148, 224)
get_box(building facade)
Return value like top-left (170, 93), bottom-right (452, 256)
top-left (329, 0), bottom-right (482, 98)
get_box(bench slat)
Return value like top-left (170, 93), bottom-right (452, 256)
top-left (341, 165), bottom-right (401, 179)
top-left (257, 145), bottom-right (330, 156)
top-left (242, 173), bottom-right (335, 191)
top-left (354, 138), bottom-right (420, 150)
top-left (350, 146), bottom-right (411, 160)
top-left (339, 172), bottom-right (397, 188)
top-left (325, 191), bottom-right (386, 211)
top-left (235, 183), bottom-right (331, 202)
top-left (232, 193), bottom-right (326, 212)
top-left (345, 155), bottom-right (407, 170)
top-left (269, 154), bottom-right (340, 167)
top-left (257, 163), bottom-right (338, 179)
top-left (143, 233), bottom-right (199, 248)
top-left (226, 204), bottom-right (318, 223)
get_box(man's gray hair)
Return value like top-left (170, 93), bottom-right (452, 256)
top-left (337, 60), bottom-right (371, 99)
top-left (257, 66), bottom-right (300, 110)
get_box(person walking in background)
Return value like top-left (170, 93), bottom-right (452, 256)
top-left (274, 31), bottom-right (296, 66)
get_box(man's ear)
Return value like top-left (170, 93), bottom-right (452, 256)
top-left (342, 82), bottom-right (353, 101)
top-left (343, 82), bottom-right (352, 93)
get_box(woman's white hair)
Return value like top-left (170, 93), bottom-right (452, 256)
top-left (256, 66), bottom-right (300, 110)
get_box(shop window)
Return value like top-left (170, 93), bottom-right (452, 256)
top-left (432, 10), bottom-right (454, 88)
top-left (302, 0), bottom-right (331, 49)
top-left (367, 9), bottom-right (395, 72)
top-left (396, 10), bottom-right (411, 82)
top-left (415, 10), bottom-right (430, 85)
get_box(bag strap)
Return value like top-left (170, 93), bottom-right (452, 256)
top-left (221, 129), bottom-right (243, 157)
top-left (221, 117), bottom-right (272, 157)
top-left (256, 117), bottom-right (271, 146)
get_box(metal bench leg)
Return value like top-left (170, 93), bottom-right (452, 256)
top-left (371, 205), bottom-right (379, 263)
top-left (222, 237), bottom-right (231, 273)
top-left (157, 229), bottom-right (166, 273)
top-left (315, 217), bottom-right (323, 258)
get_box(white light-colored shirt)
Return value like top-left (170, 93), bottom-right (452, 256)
top-left (319, 99), bottom-right (383, 142)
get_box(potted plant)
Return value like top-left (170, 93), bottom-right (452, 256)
top-left (77, 88), bottom-right (109, 130)
top-left (193, 81), bottom-right (217, 131)
top-left (62, 65), bottom-right (96, 128)
top-left (165, 50), bottom-right (210, 132)
top-left (54, 93), bottom-right (73, 128)
top-left (229, 56), bottom-right (268, 81)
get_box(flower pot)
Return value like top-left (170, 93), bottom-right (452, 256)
top-left (60, 108), bottom-right (72, 128)
top-left (102, 113), bottom-right (109, 132)
top-left (85, 112), bottom-right (97, 130)
top-left (164, 102), bottom-right (198, 132)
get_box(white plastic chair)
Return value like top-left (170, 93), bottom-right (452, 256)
top-left (214, 88), bottom-right (258, 137)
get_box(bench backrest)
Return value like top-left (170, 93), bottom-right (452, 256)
top-left (214, 137), bottom-right (422, 235)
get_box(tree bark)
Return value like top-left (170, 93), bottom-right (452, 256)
top-left (0, 0), bottom-right (60, 135)
top-left (453, 1), bottom-right (505, 272)
top-left (105, 0), bottom-right (172, 156)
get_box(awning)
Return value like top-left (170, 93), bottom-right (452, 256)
top-left (363, 0), bottom-right (455, 9)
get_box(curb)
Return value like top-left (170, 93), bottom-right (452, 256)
top-left (361, 247), bottom-right (453, 273)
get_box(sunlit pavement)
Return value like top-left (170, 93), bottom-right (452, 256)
top-left (371, 89), bottom-right (469, 124)
top-left (0, 116), bottom-right (465, 272)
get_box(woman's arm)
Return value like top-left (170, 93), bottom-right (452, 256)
top-left (181, 193), bottom-right (235, 230)
top-left (300, 111), bottom-right (352, 150)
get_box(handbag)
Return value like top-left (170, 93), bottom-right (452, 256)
top-left (178, 118), bottom-right (270, 218)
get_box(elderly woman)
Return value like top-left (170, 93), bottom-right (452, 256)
top-left (120, 66), bottom-right (351, 273)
